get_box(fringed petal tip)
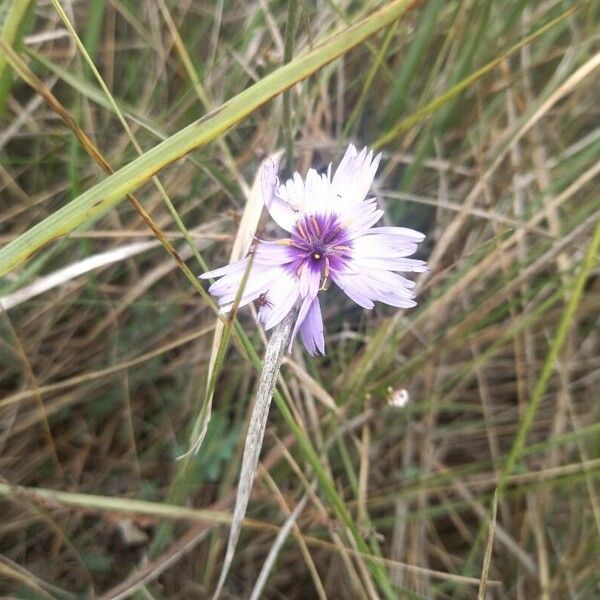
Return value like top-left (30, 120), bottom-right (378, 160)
top-left (261, 158), bottom-right (304, 232)
top-left (299, 297), bottom-right (325, 356)
top-left (331, 143), bottom-right (383, 206)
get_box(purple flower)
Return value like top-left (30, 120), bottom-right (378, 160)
top-left (200, 144), bottom-right (427, 356)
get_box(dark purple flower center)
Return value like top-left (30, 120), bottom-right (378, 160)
top-left (287, 213), bottom-right (352, 278)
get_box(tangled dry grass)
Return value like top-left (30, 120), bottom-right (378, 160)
top-left (0, 1), bottom-right (599, 598)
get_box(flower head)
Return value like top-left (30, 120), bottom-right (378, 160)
top-left (200, 144), bottom-right (427, 355)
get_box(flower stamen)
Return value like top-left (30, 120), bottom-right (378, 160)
top-left (310, 215), bottom-right (322, 236)
top-left (296, 220), bottom-right (310, 243)
top-left (319, 257), bottom-right (330, 291)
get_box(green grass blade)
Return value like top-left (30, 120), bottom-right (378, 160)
top-left (0, 0), bottom-right (416, 277)
top-left (381, 0), bottom-right (445, 129)
top-left (374, 3), bottom-right (581, 148)
top-left (282, 0), bottom-right (300, 173)
top-left (455, 217), bottom-right (600, 591)
top-left (0, 0), bottom-right (36, 115)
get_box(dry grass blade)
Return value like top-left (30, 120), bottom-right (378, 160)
top-left (186, 154), bottom-right (281, 456)
top-left (155, 0), bottom-right (249, 199)
top-left (49, 0), bottom-right (211, 274)
top-left (211, 304), bottom-right (300, 599)
top-left (0, 561), bottom-right (57, 600)
top-left (0, 0), bottom-right (419, 276)
top-left (0, 555), bottom-right (74, 600)
top-left (260, 460), bottom-right (327, 599)
top-left (178, 251), bottom-right (256, 460)
top-left (95, 441), bottom-right (296, 600)
top-left (282, 356), bottom-right (339, 413)
top-left (477, 489), bottom-right (498, 600)
top-left (497, 218), bottom-right (600, 492)
top-left (0, 478), bottom-right (492, 588)
top-left (2, 1), bottom-right (598, 597)
top-left (249, 492), bottom-right (310, 600)
top-left (0, 324), bottom-right (214, 410)
top-left (429, 50), bottom-right (600, 272)
top-left (374, 3), bottom-right (581, 148)
top-left (0, 240), bottom-right (157, 310)
top-left (0, 36), bottom-right (201, 298)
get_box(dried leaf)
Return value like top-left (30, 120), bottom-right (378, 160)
top-left (211, 303), bottom-right (300, 599)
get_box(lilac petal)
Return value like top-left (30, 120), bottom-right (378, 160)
top-left (353, 232), bottom-right (424, 261)
top-left (298, 263), bottom-right (321, 299)
top-left (206, 260), bottom-right (255, 295)
top-left (288, 293), bottom-right (314, 351)
top-left (331, 145), bottom-right (382, 204)
top-left (351, 228), bottom-right (428, 272)
top-left (331, 143), bottom-right (358, 183)
top-left (262, 158), bottom-right (298, 232)
top-left (337, 196), bottom-right (376, 223)
top-left (374, 293), bottom-right (416, 309)
top-left (354, 239), bottom-right (419, 259)
top-left (304, 168), bottom-right (336, 216)
top-left (351, 150), bottom-right (382, 203)
top-left (303, 168), bottom-right (321, 208)
top-left (200, 257), bottom-right (249, 280)
top-left (362, 269), bottom-right (416, 303)
top-left (364, 226), bottom-right (425, 242)
top-left (345, 206), bottom-right (384, 238)
top-left (353, 256), bottom-right (429, 273)
top-left (348, 267), bottom-right (417, 309)
top-left (258, 272), bottom-right (300, 330)
top-left (331, 263), bottom-right (421, 310)
top-left (300, 297), bottom-right (325, 356)
top-left (252, 241), bottom-right (295, 265)
top-left (278, 172), bottom-right (306, 217)
top-left (330, 270), bottom-right (375, 309)
top-left (216, 265), bottom-right (280, 306)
